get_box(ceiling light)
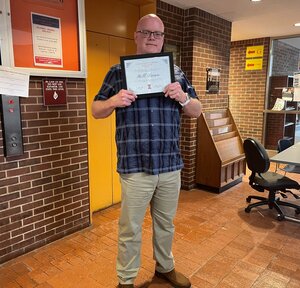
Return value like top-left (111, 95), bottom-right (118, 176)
top-left (251, 0), bottom-right (261, 2)
top-left (295, 23), bottom-right (300, 27)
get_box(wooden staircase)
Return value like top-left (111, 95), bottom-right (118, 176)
top-left (196, 109), bottom-right (246, 192)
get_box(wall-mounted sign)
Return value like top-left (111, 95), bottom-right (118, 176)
top-left (245, 58), bottom-right (263, 70)
top-left (0, 0), bottom-right (86, 78)
top-left (206, 68), bottom-right (220, 94)
top-left (31, 13), bottom-right (63, 68)
top-left (246, 45), bottom-right (264, 58)
top-left (43, 79), bottom-right (66, 105)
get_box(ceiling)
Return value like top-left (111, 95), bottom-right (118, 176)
top-left (162, 0), bottom-right (300, 43)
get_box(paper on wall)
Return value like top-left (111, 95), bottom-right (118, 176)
top-left (0, 66), bottom-right (29, 97)
top-left (293, 87), bottom-right (300, 101)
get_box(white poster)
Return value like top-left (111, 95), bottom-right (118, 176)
top-left (0, 66), bottom-right (29, 97)
top-left (293, 87), bottom-right (300, 101)
top-left (31, 13), bottom-right (63, 68)
top-left (293, 72), bottom-right (300, 87)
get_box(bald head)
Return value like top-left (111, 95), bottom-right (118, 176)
top-left (135, 14), bottom-right (165, 54)
top-left (136, 14), bottom-right (164, 32)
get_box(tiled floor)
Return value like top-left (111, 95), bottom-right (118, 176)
top-left (1, 168), bottom-right (300, 288)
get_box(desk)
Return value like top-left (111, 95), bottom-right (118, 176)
top-left (270, 142), bottom-right (300, 222)
top-left (270, 141), bottom-right (300, 166)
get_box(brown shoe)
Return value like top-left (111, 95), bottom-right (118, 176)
top-left (155, 269), bottom-right (191, 288)
top-left (118, 284), bottom-right (134, 288)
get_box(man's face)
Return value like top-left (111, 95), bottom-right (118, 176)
top-left (134, 17), bottom-right (164, 54)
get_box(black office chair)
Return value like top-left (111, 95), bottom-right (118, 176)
top-left (243, 138), bottom-right (300, 221)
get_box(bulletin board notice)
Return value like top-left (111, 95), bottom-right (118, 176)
top-left (5, 0), bottom-right (86, 78)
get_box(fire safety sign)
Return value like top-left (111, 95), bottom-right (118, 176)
top-left (43, 79), bottom-right (66, 105)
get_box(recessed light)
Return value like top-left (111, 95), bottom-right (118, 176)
top-left (251, 0), bottom-right (261, 2)
top-left (295, 23), bottom-right (300, 27)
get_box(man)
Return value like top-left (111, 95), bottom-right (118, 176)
top-left (92, 14), bottom-right (201, 288)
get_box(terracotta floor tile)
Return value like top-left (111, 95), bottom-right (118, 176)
top-left (9, 262), bottom-right (31, 275)
top-left (0, 266), bottom-right (19, 284)
top-left (2, 282), bottom-right (22, 288)
top-left (220, 241), bottom-right (253, 260)
top-left (243, 246), bottom-right (278, 269)
top-left (35, 283), bottom-right (54, 288)
top-left (232, 260), bottom-right (264, 275)
top-left (290, 268), bottom-right (300, 281)
top-left (219, 272), bottom-right (257, 288)
top-left (27, 268), bottom-right (50, 284)
top-left (39, 263), bottom-right (61, 277)
top-left (190, 274), bottom-right (214, 288)
top-left (59, 253), bottom-right (86, 267)
top-left (268, 262), bottom-right (296, 278)
top-left (2, 171), bottom-right (300, 287)
top-left (21, 255), bottom-right (43, 271)
top-left (15, 273), bottom-right (38, 288)
top-left (194, 255), bottom-right (237, 285)
top-left (251, 269), bottom-right (290, 288)
top-left (50, 258), bottom-right (75, 272)
top-left (32, 250), bottom-right (56, 265)
top-left (287, 278), bottom-right (300, 288)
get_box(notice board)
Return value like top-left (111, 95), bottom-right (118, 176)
top-left (1, 0), bottom-right (86, 78)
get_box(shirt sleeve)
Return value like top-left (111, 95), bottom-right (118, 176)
top-left (94, 64), bottom-right (122, 101)
top-left (174, 65), bottom-right (199, 99)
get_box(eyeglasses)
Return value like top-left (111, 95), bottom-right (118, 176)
top-left (136, 30), bottom-right (165, 39)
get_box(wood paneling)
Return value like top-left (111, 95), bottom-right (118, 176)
top-left (85, 0), bottom-right (139, 38)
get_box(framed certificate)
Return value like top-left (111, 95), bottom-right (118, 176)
top-left (120, 52), bottom-right (175, 98)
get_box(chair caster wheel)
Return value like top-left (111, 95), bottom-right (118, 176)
top-left (246, 197), bottom-right (251, 203)
top-left (245, 207), bottom-right (251, 213)
top-left (277, 214), bottom-right (285, 221)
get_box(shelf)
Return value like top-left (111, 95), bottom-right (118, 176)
top-left (264, 109), bottom-right (300, 114)
top-left (284, 122), bottom-right (295, 127)
top-left (265, 75), bottom-right (297, 149)
top-left (196, 109), bottom-right (246, 193)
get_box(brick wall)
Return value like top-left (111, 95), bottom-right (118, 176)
top-left (229, 38), bottom-right (270, 142)
top-left (272, 41), bottom-right (300, 76)
top-left (0, 77), bottom-right (90, 264)
top-left (157, 1), bottom-right (232, 189)
top-left (183, 8), bottom-right (232, 110)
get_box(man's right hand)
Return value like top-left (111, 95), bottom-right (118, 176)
top-left (112, 89), bottom-right (137, 108)
top-left (92, 89), bottom-right (137, 119)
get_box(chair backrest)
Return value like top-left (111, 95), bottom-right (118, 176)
top-left (277, 138), bottom-right (292, 153)
top-left (243, 138), bottom-right (270, 174)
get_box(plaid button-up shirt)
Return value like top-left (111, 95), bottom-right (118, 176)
top-left (94, 64), bottom-right (198, 175)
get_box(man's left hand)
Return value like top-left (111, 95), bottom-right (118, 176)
top-left (163, 82), bottom-right (186, 103)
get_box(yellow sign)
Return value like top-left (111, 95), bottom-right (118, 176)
top-left (245, 58), bottom-right (263, 70)
top-left (246, 45), bottom-right (264, 58)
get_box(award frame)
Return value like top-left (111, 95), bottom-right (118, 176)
top-left (120, 52), bottom-right (175, 98)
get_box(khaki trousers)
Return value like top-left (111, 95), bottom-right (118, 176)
top-left (117, 170), bottom-right (181, 285)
